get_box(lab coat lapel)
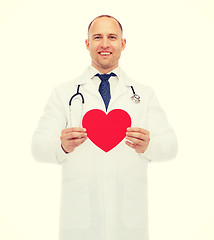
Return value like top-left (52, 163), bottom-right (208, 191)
top-left (75, 69), bottom-right (100, 100)
top-left (83, 79), bottom-right (100, 99)
top-left (109, 69), bottom-right (132, 109)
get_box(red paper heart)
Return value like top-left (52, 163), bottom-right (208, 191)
top-left (82, 109), bottom-right (131, 152)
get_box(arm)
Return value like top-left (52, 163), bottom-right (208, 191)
top-left (126, 89), bottom-right (178, 162)
top-left (31, 88), bottom-right (86, 164)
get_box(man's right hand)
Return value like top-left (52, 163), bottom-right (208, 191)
top-left (60, 127), bottom-right (87, 153)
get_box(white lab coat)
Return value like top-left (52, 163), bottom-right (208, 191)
top-left (31, 67), bottom-right (178, 240)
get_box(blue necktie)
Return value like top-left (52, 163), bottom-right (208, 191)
top-left (96, 72), bottom-right (117, 111)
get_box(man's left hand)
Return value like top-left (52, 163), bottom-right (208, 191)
top-left (125, 127), bottom-right (150, 153)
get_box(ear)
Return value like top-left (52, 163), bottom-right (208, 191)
top-left (121, 38), bottom-right (126, 51)
top-left (85, 39), bottom-right (90, 50)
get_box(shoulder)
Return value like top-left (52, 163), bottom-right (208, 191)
top-left (120, 68), bottom-right (155, 97)
top-left (131, 78), bottom-right (153, 93)
top-left (54, 67), bottom-right (90, 92)
top-left (53, 70), bottom-right (86, 95)
top-left (56, 77), bottom-right (79, 92)
top-left (46, 70), bottom-right (87, 106)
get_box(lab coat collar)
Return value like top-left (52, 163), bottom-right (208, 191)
top-left (75, 65), bottom-right (133, 87)
top-left (74, 66), bottom-right (133, 110)
top-left (88, 65), bottom-right (120, 80)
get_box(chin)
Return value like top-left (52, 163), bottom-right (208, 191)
top-left (100, 64), bottom-right (113, 70)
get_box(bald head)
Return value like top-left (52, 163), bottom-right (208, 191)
top-left (88, 15), bottom-right (123, 37)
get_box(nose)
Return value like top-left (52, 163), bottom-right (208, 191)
top-left (101, 37), bottom-right (110, 49)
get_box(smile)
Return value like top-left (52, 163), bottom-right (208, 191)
top-left (99, 51), bottom-right (112, 56)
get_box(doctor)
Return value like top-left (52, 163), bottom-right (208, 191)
top-left (32, 15), bottom-right (178, 240)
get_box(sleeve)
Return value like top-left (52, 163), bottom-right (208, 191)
top-left (31, 88), bottom-right (69, 164)
top-left (139, 89), bottom-right (178, 163)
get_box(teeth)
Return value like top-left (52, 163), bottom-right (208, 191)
top-left (100, 52), bottom-right (111, 55)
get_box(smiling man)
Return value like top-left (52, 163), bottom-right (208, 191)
top-left (32, 15), bottom-right (178, 240)
top-left (85, 16), bottom-right (126, 73)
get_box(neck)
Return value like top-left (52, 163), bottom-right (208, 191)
top-left (91, 63), bottom-right (118, 74)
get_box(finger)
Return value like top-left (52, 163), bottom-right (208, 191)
top-left (67, 137), bottom-right (88, 147)
top-left (126, 131), bottom-right (146, 140)
top-left (62, 136), bottom-right (87, 153)
top-left (126, 133), bottom-right (150, 143)
top-left (67, 132), bottom-right (87, 140)
top-left (70, 127), bottom-right (87, 132)
top-left (126, 136), bottom-right (143, 146)
top-left (62, 127), bottom-right (87, 134)
top-left (62, 137), bottom-right (87, 151)
top-left (61, 131), bottom-right (87, 140)
top-left (126, 127), bottom-right (149, 135)
top-left (125, 140), bottom-right (137, 149)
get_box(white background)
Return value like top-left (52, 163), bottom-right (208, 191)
top-left (0, 0), bottom-right (214, 239)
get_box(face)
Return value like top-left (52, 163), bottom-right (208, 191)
top-left (85, 17), bottom-right (126, 73)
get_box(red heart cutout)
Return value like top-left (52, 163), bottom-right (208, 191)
top-left (82, 109), bottom-right (131, 152)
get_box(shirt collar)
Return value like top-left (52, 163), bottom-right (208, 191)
top-left (75, 65), bottom-right (132, 87)
top-left (88, 65), bottom-right (121, 80)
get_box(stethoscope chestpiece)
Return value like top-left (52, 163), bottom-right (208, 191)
top-left (130, 86), bottom-right (140, 103)
top-left (131, 94), bottom-right (140, 103)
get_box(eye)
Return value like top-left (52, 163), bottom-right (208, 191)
top-left (109, 35), bottom-right (117, 40)
top-left (94, 36), bottom-right (101, 40)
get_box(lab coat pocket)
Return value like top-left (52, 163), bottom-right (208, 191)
top-left (123, 178), bottom-right (148, 228)
top-left (60, 178), bottom-right (90, 229)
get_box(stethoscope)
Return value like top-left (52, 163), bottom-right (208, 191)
top-left (68, 84), bottom-right (140, 127)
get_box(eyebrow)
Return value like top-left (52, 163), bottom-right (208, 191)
top-left (92, 33), bottom-right (119, 37)
top-left (92, 34), bottom-right (102, 37)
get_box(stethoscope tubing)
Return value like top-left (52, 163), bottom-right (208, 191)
top-left (69, 85), bottom-right (84, 105)
top-left (69, 85), bottom-right (140, 106)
